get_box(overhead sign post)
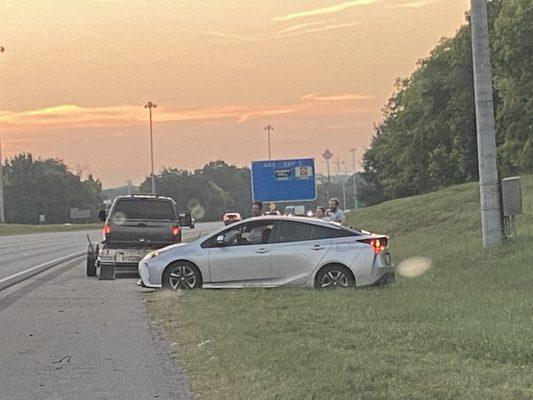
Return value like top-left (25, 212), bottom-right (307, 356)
top-left (251, 158), bottom-right (316, 202)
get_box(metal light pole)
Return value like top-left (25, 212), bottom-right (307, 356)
top-left (144, 101), bottom-right (157, 195)
top-left (322, 149), bottom-right (333, 200)
top-left (264, 125), bottom-right (274, 160)
top-left (350, 148), bottom-right (357, 210)
top-left (0, 46), bottom-right (5, 223)
top-left (470, 0), bottom-right (503, 247)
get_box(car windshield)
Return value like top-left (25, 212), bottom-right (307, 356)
top-left (112, 199), bottom-right (176, 220)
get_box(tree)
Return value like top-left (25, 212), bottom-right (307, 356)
top-left (3, 153), bottom-right (103, 224)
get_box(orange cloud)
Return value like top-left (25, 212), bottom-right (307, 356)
top-left (0, 96), bottom-right (375, 132)
top-left (390, 0), bottom-right (442, 8)
top-left (301, 92), bottom-right (374, 101)
top-left (271, 0), bottom-right (377, 22)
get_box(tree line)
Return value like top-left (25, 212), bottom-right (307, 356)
top-left (360, 0), bottom-right (532, 205)
top-left (2, 153), bottom-right (103, 224)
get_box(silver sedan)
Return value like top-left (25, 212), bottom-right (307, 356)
top-left (138, 216), bottom-right (394, 290)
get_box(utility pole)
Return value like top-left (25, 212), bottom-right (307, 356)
top-left (0, 46), bottom-right (5, 223)
top-left (470, 0), bottom-right (503, 247)
top-left (350, 148), bottom-right (357, 210)
top-left (144, 101), bottom-right (157, 195)
top-left (264, 125), bottom-right (274, 160)
top-left (322, 149), bottom-right (333, 200)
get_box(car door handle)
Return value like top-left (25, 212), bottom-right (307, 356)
top-left (311, 245), bottom-right (325, 250)
top-left (255, 248), bottom-right (269, 254)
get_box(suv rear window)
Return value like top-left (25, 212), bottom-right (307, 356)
top-left (111, 199), bottom-right (176, 220)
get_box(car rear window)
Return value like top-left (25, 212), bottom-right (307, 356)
top-left (111, 199), bottom-right (176, 220)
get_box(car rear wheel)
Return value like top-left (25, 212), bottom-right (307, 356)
top-left (315, 264), bottom-right (354, 289)
top-left (163, 262), bottom-right (202, 290)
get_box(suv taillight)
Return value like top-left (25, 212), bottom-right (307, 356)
top-left (172, 226), bottom-right (181, 237)
top-left (103, 224), bottom-right (111, 240)
top-left (359, 237), bottom-right (388, 254)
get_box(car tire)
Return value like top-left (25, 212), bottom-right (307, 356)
top-left (315, 264), bottom-right (355, 289)
top-left (86, 247), bottom-right (97, 277)
top-left (162, 261), bottom-right (202, 290)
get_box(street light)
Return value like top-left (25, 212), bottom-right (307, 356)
top-left (144, 101), bottom-right (157, 195)
top-left (322, 149), bottom-right (333, 200)
top-left (264, 125), bottom-right (274, 160)
top-left (350, 148), bottom-right (357, 210)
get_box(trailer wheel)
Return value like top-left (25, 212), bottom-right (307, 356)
top-left (86, 246), bottom-right (97, 277)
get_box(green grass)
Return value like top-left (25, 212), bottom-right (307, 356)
top-left (146, 175), bottom-right (533, 400)
top-left (0, 223), bottom-right (102, 236)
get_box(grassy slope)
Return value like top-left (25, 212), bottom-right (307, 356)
top-left (146, 175), bottom-right (533, 400)
top-left (0, 223), bottom-right (102, 236)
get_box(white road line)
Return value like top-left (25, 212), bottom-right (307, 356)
top-left (0, 251), bottom-right (85, 291)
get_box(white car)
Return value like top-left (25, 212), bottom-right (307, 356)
top-left (138, 216), bottom-right (394, 290)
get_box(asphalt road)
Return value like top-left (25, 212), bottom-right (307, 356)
top-left (0, 221), bottom-right (223, 281)
top-left (0, 220), bottom-right (223, 400)
top-left (0, 259), bottom-right (192, 400)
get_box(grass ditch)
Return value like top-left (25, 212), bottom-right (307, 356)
top-left (146, 175), bottom-right (533, 400)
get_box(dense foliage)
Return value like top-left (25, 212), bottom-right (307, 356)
top-left (361, 0), bottom-right (532, 205)
top-left (2, 153), bottom-right (103, 224)
top-left (140, 161), bottom-right (253, 221)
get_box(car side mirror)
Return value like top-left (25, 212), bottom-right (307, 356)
top-left (216, 235), bottom-right (224, 244)
top-left (179, 213), bottom-right (192, 227)
top-left (98, 210), bottom-right (106, 222)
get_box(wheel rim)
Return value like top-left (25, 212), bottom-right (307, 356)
top-left (320, 270), bottom-right (350, 288)
top-left (168, 265), bottom-right (197, 290)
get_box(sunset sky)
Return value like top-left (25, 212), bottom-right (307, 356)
top-left (0, 0), bottom-right (469, 188)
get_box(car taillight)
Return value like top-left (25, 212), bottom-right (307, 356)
top-left (359, 237), bottom-right (388, 254)
top-left (172, 226), bottom-right (181, 237)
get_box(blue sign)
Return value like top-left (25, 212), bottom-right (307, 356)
top-left (251, 158), bottom-right (316, 202)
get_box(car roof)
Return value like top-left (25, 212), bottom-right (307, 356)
top-left (245, 215), bottom-right (342, 228)
top-left (114, 195), bottom-right (174, 202)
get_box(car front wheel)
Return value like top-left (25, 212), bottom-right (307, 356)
top-left (315, 264), bottom-right (355, 289)
top-left (163, 262), bottom-right (202, 290)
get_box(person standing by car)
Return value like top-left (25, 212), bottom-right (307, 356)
top-left (327, 198), bottom-right (346, 225)
top-left (315, 206), bottom-right (327, 219)
top-left (251, 201), bottom-right (264, 217)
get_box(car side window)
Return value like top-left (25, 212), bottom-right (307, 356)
top-left (311, 225), bottom-right (355, 240)
top-left (241, 221), bottom-right (274, 245)
top-left (202, 221), bottom-right (274, 248)
top-left (270, 221), bottom-right (314, 243)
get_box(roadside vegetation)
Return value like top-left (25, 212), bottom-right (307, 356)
top-left (146, 175), bottom-right (533, 400)
top-left (0, 223), bottom-right (102, 236)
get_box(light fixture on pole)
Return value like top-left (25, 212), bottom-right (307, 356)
top-left (264, 125), bottom-right (274, 160)
top-left (144, 101), bottom-right (157, 195)
top-left (322, 149), bottom-right (333, 200)
top-left (350, 148), bottom-right (357, 210)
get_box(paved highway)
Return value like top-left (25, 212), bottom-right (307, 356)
top-left (0, 220), bottom-right (223, 399)
top-left (0, 221), bottom-right (223, 281)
